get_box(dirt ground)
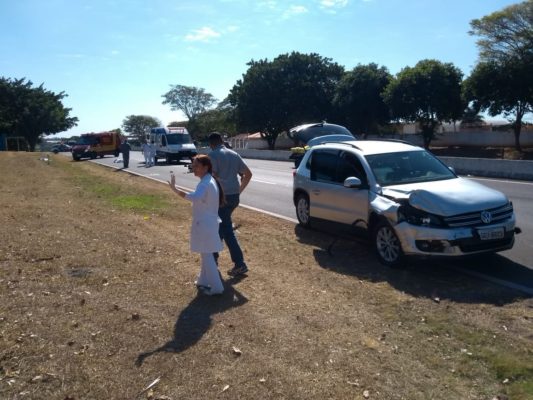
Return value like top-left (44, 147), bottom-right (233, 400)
top-left (1, 152), bottom-right (532, 400)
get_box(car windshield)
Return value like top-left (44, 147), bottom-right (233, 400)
top-left (166, 133), bottom-right (192, 145)
top-left (366, 150), bottom-right (456, 186)
top-left (77, 136), bottom-right (98, 145)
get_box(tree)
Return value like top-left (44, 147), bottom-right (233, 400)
top-left (463, 59), bottom-right (532, 150)
top-left (467, 0), bottom-right (533, 150)
top-left (0, 77), bottom-right (78, 151)
top-left (469, 0), bottom-right (533, 63)
top-left (228, 52), bottom-right (344, 149)
top-left (332, 63), bottom-right (392, 138)
top-left (460, 104), bottom-right (485, 126)
top-left (194, 102), bottom-right (237, 140)
top-left (121, 115), bottom-right (161, 142)
top-left (161, 85), bottom-right (217, 139)
top-left (383, 59), bottom-right (464, 148)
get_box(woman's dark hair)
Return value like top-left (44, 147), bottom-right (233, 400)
top-left (194, 154), bottom-right (225, 206)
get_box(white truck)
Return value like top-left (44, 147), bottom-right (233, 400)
top-left (149, 126), bottom-right (198, 165)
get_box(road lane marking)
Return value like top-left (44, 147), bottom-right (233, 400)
top-left (252, 179), bottom-right (277, 185)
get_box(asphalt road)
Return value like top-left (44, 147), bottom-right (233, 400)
top-left (79, 151), bottom-right (533, 294)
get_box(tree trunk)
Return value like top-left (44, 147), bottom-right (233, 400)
top-left (512, 114), bottom-right (522, 152)
top-left (267, 138), bottom-right (275, 150)
top-left (26, 135), bottom-right (37, 152)
top-left (513, 125), bottom-right (522, 152)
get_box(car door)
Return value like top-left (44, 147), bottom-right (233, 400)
top-left (309, 149), bottom-right (369, 227)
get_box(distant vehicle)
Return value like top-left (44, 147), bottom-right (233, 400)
top-left (51, 143), bottom-right (72, 153)
top-left (149, 126), bottom-right (198, 164)
top-left (288, 122), bottom-right (356, 167)
top-left (293, 139), bottom-right (520, 267)
top-left (71, 131), bottom-right (121, 161)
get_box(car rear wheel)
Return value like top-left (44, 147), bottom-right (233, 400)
top-left (295, 193), bottom-right (311, 227)
top-left (374, 221), bottom-right (404, 267)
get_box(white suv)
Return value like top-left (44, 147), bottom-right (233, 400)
top-left (293, 140), bottom-right (519, 267)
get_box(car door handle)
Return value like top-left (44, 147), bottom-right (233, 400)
top-left (312, 189), bottom-right (320, 195)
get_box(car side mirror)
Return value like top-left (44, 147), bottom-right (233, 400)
top-left (343, 176), bottom-right (362, 188)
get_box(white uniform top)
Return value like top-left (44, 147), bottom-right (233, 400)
top-left (142, 143), bottom-right (150, 156)
top-left (185, 174), bottom-right (223, 253)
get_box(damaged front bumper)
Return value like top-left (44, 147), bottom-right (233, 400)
top-left (393, 217), bottom-right (518, 257)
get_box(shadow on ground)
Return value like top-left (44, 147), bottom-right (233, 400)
top-left (135, 277), bottom-right (248, 367)
top-left (294, 224), bottom-right (532, 305)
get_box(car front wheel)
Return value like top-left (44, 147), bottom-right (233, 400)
top-left (295, 193), bottom-right (311, 227)
top-left (374, 221), bottom-right (404, 267)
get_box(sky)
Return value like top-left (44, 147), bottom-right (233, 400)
top-left (0, 0), bottom-right (523, 138)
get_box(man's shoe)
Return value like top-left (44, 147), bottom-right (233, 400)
top-left (227, 265), bottom-right (248, 276)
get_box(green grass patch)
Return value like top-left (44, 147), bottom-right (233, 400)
top-left (423, 315), bottom-right (533, 399)
top-left (58, 158), bottom-right (172, 213)
top-left (110, 194), bottom-right (169, 212)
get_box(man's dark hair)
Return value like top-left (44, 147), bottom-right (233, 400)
top-left (208, 132), bottom-right (223, 146)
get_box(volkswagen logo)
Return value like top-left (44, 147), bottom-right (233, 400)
top-left (480, 210), bottom-right (492, 224)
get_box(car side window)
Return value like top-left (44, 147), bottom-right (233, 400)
top-left (310, 150), bottom-right (340, 183)
top-left (337, 152), bottom-right (367, 185)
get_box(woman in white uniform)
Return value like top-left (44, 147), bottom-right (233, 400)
top-left (168, 155), bottom-right (224, 295)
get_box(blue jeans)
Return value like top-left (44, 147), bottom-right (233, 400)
top-left (215, 193), bottom-right (247, 268)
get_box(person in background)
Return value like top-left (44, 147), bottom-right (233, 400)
top-left (168, 155), bottom-right (225, 296)
top-left (142, 139), bottom-right (151, 167)
top-left (208, 132), bottom-right (252, 277)
top-left (148, 139), bottom-right (156, 167)
top-left (119, 138), bottom-right (131, 168)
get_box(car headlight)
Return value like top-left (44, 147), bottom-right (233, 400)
top-left (398, 204), bottom-right (444, 227)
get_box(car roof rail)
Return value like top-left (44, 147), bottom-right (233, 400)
top-left (314, 140), bottom-right (362, 151)
top-left (371, 138), bottom-right (414, 145)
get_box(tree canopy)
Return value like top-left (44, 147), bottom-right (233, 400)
top-left (0, 77), bottom-right (78, 151)
top-left (463, 58), bottom-right (532, 150)
top-left (121, 115), bottom-right (161, 142)
top-left (332, 63), bottom-right (392, 138)
top-left (194, 101), bottom-right (237, 140)
top-left (467, 0), bottom-right (533, 150)
top-left (228, 51), bottom-right (344, 149)
top-left (469, 0), bottom-right (533, 63)
top-left (161, 85), bottom-right (217, 138)
top-left (383, 59), bottom-right (464, 148)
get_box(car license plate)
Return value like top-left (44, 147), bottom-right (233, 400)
top-left (478, 227), bottom-right (504, 240)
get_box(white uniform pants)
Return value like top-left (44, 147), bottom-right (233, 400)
top-left (197, 253), bottom-right (224, 294)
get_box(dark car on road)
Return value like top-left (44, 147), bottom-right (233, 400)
top-left (51, 144), bottom-right (72, 153)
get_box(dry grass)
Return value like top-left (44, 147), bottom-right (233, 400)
top-left (1, 152), bottom-right (532, 400)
